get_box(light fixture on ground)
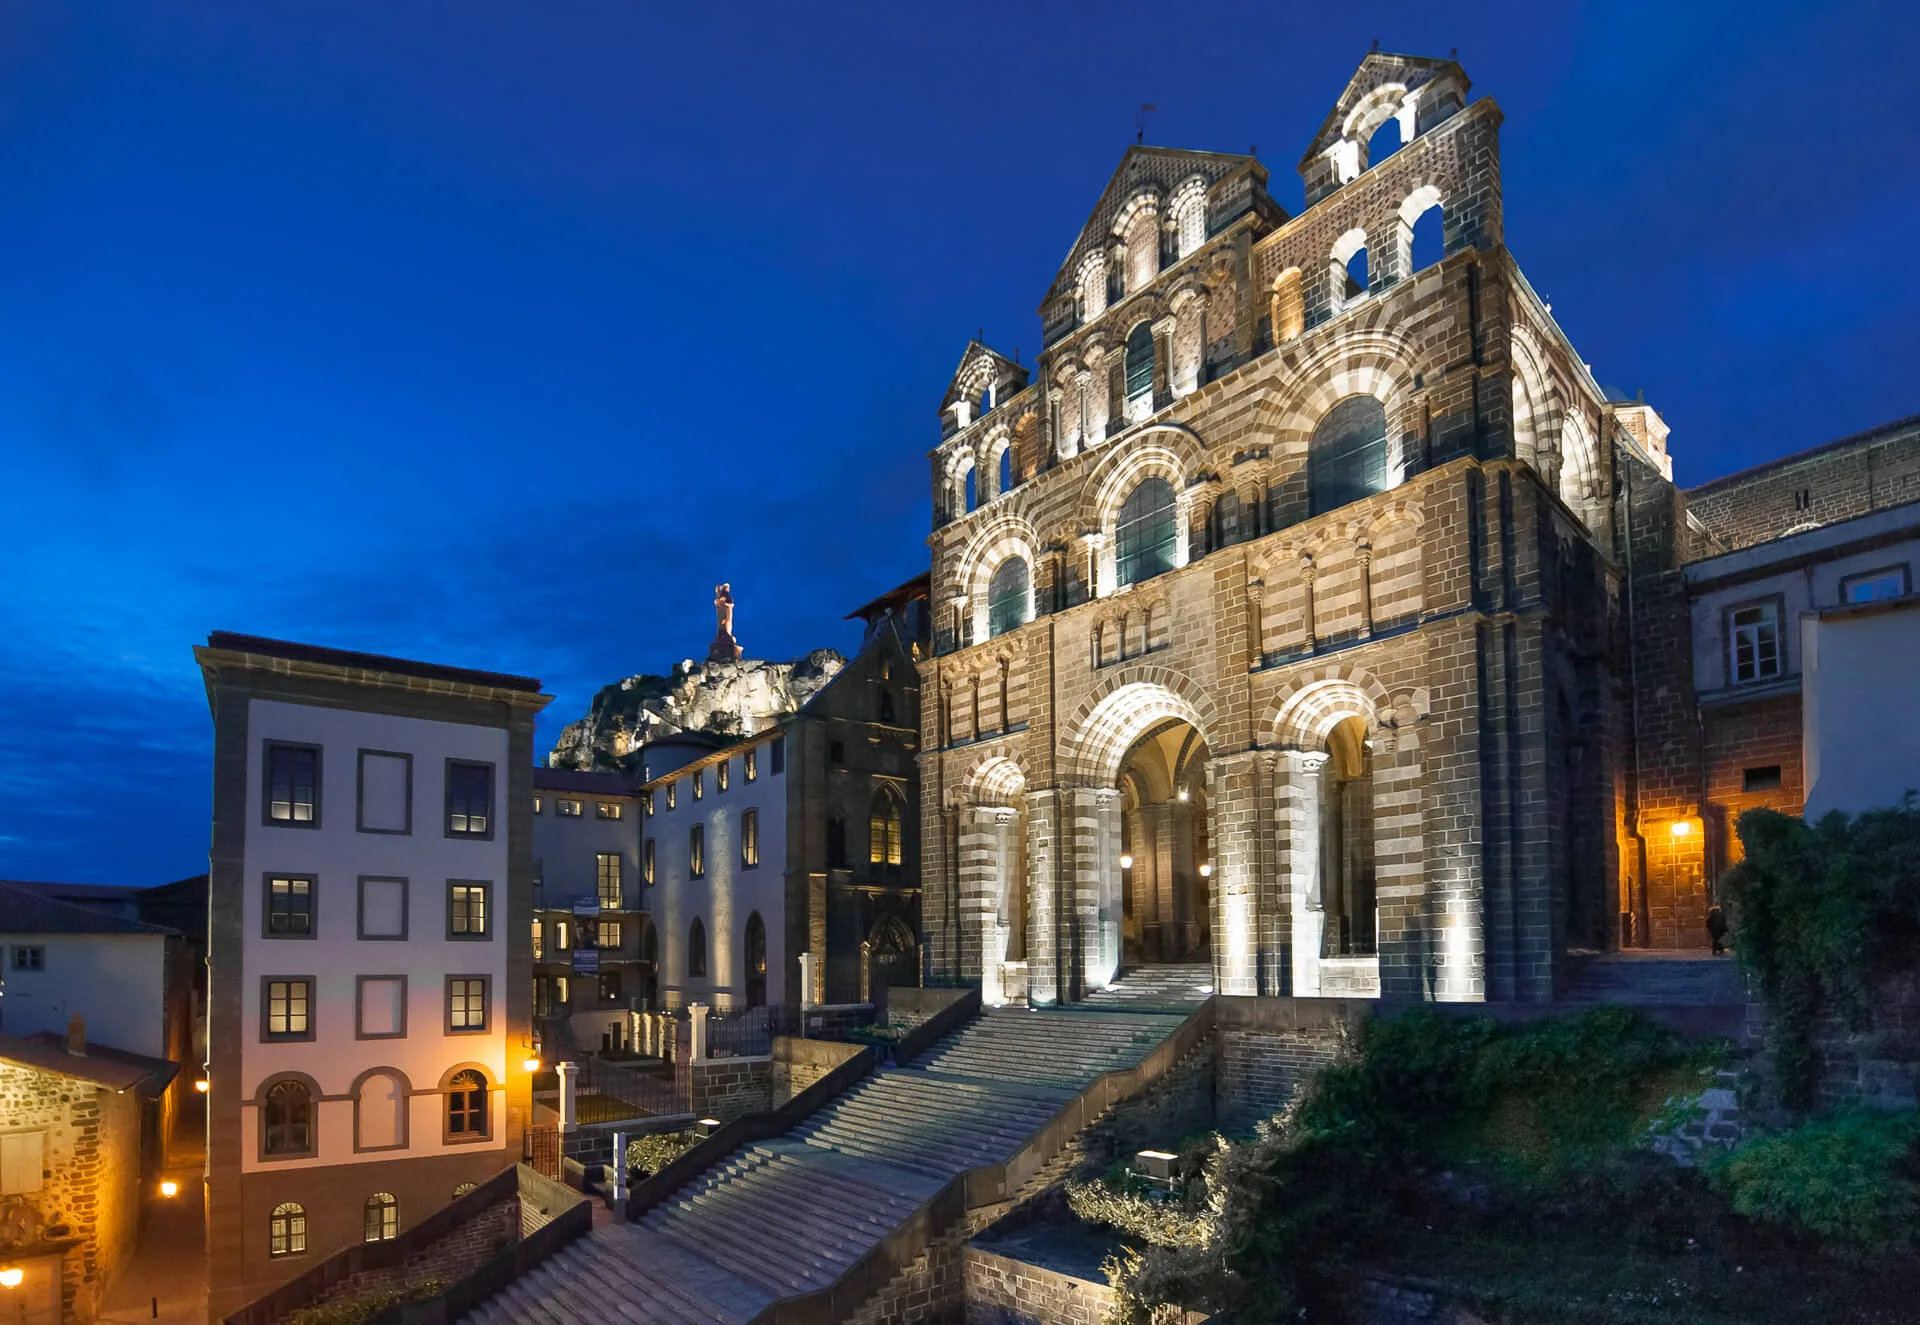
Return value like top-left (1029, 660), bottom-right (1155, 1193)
top-left (695, 1117), bottom-right (722, 1138)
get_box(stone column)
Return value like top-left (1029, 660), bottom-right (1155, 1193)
top-left (689, 1003), bottom-right (709, 1060)
top-left (1357, 542), bottom-right (1375, 639)
top-left (1024, 789), bottom-right (1061, 1006)
top-left (1207, 750), bottom-right (1270, 997)
top-left (1300, 553), bottom-right (1319, 654)
top-left (957, 806), bottom-right (1004, 983)
top-left (1063, 787), bottom-right (1123, 997)
top-left (1139, 802), bottom-right (1171, 959)
top-left (1248, 579), bottom-right (1268, 666)
top-left (1151, 315), bottom-right (1177, 412)
top-left (797, 955), bottom-right (817, 1010)
top-left (1373, 722), bottom-right (1429, 1000)
top-left (556, 1060), bottom-right (579, 1133)
top-left (1277, 750), bottom-right (1329, 997)
top-left (982, 807), bottom-right (1018, 1005)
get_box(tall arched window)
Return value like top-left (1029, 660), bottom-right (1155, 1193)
top-left (1124, 323), bottom-right (1155, 407)
top-left (363, 1192), bottom-right (398, 1243)
top-left (688, 918), bottom-right (708, 978)
top-left (987, 557), bottom-right (1030, 638)
top-left (998, 446), bottom-right (1014, 495)
top-left (870, 788), bottom-right (904, 868)
top-left (269, 1203), bottom-right (307, 1259)
top-left (1307, 396), bottom-right (1390, 516)
top-left (1115, 477), bottom-right (1177, 587)
top-left (744, 911), bottom-right (767, 1008)
top-left (446, 1069), bottom-right (489, 1140)
top-left (263, 1079), bottom-right (313, 1157)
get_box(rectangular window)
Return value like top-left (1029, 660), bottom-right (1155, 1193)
top-left (690, 824), bottom-right (705, 878)
top-left (0, 1131), bottom-right (45, 1195)
top-left (533, 795), bottom-right (543, 814)
top-left (1842, 565), bottom-right (1909, 604)
top-left (745, 747), bottom-right (758, 782)
top-left (598, 971), bottom-right (622, 1001)
top-left (448, 882), bottom-right (490, 939)
top-left (742, 809), bottom-right (760, 868)
top-left (533, 975), bottom-right (553, 1016)
top-left (717, 760), bottom-right (729, 792)
top-left (693, 770), bottom-right (704, 800)
top-left (355, 749), bottom-right (411, 833)
top-left (446, 761), bottom-right (493, 837)
top-left (556, 919), bottom-right (570, 951)
top-left (555, 975), bottom-right (569, 1005)
top-left (1743, 765), bottom-right (1783, 793)
top-left (10, 946), bottom-right (44, 971)
top-left (599, 919), bottom-right (622, 949)
top-left (770, 737), bottom-right (785, 776)
top-left (265, 742), bottom-right (320, 827)
top-left (1728, 600), bottom-right (1783, 685)
top-left (667, 782), bottom-right (677, 810)
top-left (356, 975), bottom-right (407, 1039)
top-left (263, 978), bottom-right (314, 1041)
top-left (446, 976), bottom-right (490, 1033)
top-left (357, 876), bottom-right (407, 940)
top-left (829, 739), bottom-right (846, 765)
top-left (264, 875), bottom-right (316, 939)
top-left (596, 802), bottom-right (623, 820)
top-left (596, 854), bottom-right (622, 908)
top-left (643, 838), bottom-right (655, 885)
top-left (644, 790), bottom-right (655, 817)
top-left (557, 798), bottom-right (582, 817)
top-left (531, 917), bottom-right (544, 961)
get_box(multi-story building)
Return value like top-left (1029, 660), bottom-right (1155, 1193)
top-left (915, 51), bottom-right (1920, 1008)
top-left (194, 633), bottom-right (548, 1319)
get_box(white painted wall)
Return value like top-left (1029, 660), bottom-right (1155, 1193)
top-left (239, 698), bottom-right (510, 1172)
top-left (648, 747), bottom-right (787, 1010)
top-left (0, 933), bottom-right (167, 1056)
top-left (1802, 603), bottom-right (1920, 818)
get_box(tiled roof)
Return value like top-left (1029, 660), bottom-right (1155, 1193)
top-left (0, 1032), bottom-right (179, 1094)
top-left (203, 631), bottom-right (544, 693)
top-left (0, 880), bottom-right (178, 936)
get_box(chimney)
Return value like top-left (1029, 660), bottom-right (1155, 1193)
top-left (67, 1014), bottom-right (87, 1057)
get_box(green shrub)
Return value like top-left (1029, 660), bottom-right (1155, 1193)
top-left (1709, 1108), bottom-right (1920, 1250)
top-left (1723, 801), bottom-right (1920, 1109)
top-left (285, 1280), bottom-right (445, 1325)
top-left (627, 1129), bottom-right (699, 1176)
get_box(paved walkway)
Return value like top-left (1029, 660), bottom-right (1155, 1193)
top-left (99, 1136), bottom-right (207, 1325)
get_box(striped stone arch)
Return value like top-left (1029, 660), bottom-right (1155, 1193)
top-left (953, 512), bottom-right (1039, 637)
top-left (1356, 494), bottom-right (1426, 541)
top-left (1109, 187), bottom-right (1163, 240)
top-left (1253, 329), bottom-right (1423, 458)
top-left (1509, 320), bottom-right (1562, 472)
top-left (962, 754), bottom-right (1028, 807)
top-left (1081, 423), bottom-right (1207, 524)
top-left (1061, 664), bottom-right (1223, 786)
top-left (1265, 664), bottom-right (1395, 749)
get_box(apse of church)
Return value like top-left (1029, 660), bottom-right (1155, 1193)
top-left (918, 52), bottom-right (1694, 1007)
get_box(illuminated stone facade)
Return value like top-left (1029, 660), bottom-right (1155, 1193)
top-left (919, 52), bottom-right (1697, 1004)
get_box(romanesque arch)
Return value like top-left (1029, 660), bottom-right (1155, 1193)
top-left (1061, 669), bottom-right (1221, 788)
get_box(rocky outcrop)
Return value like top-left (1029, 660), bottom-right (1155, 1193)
top-left (547, 651), bottom-right (845, 770)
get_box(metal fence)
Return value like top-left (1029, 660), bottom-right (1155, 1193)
top-left (704, 1003), bottom-right (800, 1059)
top-left (522, 1124), bottom-right (562, 1179)
top-left (577, 1053), bottom-right (689, 1119)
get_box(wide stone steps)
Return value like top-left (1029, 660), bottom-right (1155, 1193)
top-left (1561, 954), bottom-right (1745, 1006)
top-left (1080, 963), bottom-right (1215, 1009)
top-left (459, 1004), bottom-right (1193, 1324)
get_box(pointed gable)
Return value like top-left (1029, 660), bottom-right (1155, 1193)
top-left (1039, 146), bottom-right (1270, 313)
top-left (1298, 51), bottom-right (1470, 204)
top-left (939, 340), bottom-right (1029, 419)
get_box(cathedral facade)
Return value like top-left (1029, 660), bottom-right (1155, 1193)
top-left (918, 52), bottom-right (1689, 1006)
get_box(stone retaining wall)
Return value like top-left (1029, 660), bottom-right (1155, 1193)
top-left (963, 1246), bottom-right (1114, 1325)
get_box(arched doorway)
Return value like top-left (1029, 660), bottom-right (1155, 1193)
top-left (959, 756), bottom-right (1028, 1005)
top-left (1118, 719), bottom-right (1212, 966)
top-left (743, 911), bottom-right (767, 1008)
top-left (862, 914), bottom-right (919, 1010)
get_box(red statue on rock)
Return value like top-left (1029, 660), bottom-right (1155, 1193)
top-left (709, 583), bottom-right (744, 662)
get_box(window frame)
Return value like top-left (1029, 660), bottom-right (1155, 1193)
top-left (1306, 394), bottom-right (1391, 517)
top-left (443, 759), bottom-right (496, 840)
top-left (595, 801), bottom-right (624, 821)
top-left (261, 874), bottom-right (317, 941)
top-left (1115, 476), bottom-right (1179, 588)
top-left (987, 556), bottom-right (1031, 638)
top-left (443, 1068), bottom-right (492, 1144)
top-left (258, 1074), bottom-right (320, 1161)
top-left (1725, 595), bottom-right (1786, 686)
top-left (262, 741), bottom-right (322, 830)
top-left (268, 1202), bottom-right (308, 1258)
top-left (260, 976), bottom-right (317, 1043)
top-left (599, 918), bottom-right (623, 950)
top-left (598, 969), bottom-right (623, 1001)
top-left (363, 1192), bottom-right (399, 1243)
top-left (770, 737), bottom-right (785, 776)
top-left (687, 918), bottom-right (708, 978)
top-left (1743, 765), bottom-right (1784, 793)
top-left (446, 880), bottom-right (492, 941)
top-left (693, 770), bottom-right (704, 800)
top-left (354, 748), bottom-right (413, 835)
top-left (717, 760), bottom-right (730, 792)
top-left (355, 875), bottom-right (409, 941)
top-left (745, 748), bottom-right (758, 782)
top-left (556, 798), bottom-right (583, 818)
top-left (1841, 564), bottom-right (1910, 604)
top-left (643, 837), bottom-right (655, 885)
top-left (354, 974), bottom-right (408, 1041)
top-left (742, 808), bottom-right (760, 869)
top-left (351, 1069), bottom-right (411, 1153)
top-left (444, 974), bottom-right (491, 1035)
top-left (596, 853), bottom-right (623, 909)
top-left (9, 945), bottom-right (44, 972)
top-left (689, 824), bottom-right (706, 879)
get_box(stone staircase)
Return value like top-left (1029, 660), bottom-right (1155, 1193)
top-left (1079, 963), bottom-right (1214, 1011)
top-left (461, 1006), bottom-right (1189, 1324)
top-left (1561, 951), bottom-right (1745, 1006)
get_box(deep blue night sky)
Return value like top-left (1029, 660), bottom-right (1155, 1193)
top-left (2, 1), bottom-right (1914, 885)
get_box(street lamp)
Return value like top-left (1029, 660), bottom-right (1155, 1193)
top-left (159, 1180), bottom-right (179, 1198)
top-left (0, 1267), bottom-right (20, 1289)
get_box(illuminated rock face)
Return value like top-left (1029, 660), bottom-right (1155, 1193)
top-left (548, 650), bottom-right (844, 771)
